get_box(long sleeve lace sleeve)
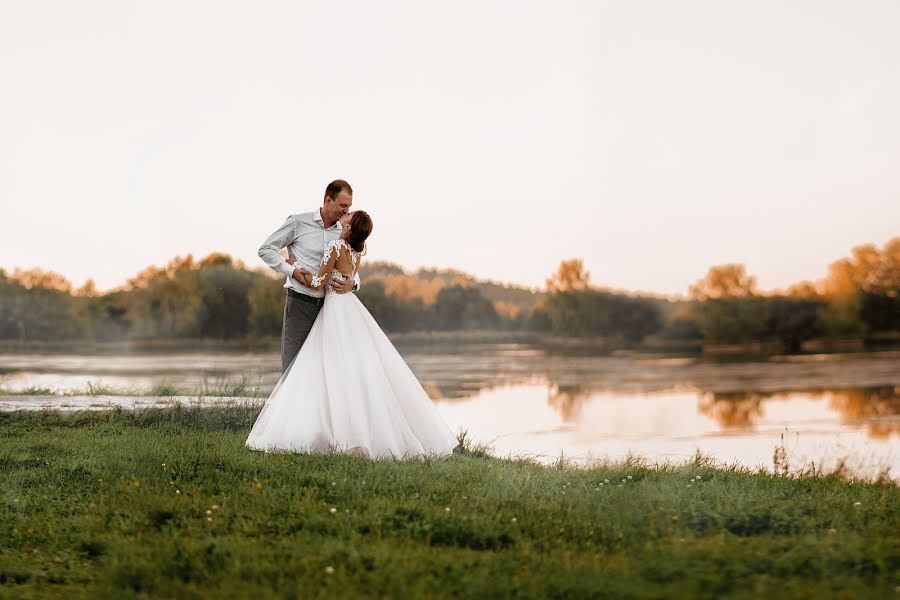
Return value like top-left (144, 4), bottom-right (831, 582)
top-left (308, 240), bottom-right (341, 290)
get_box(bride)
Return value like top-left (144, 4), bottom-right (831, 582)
top-left (246, 210), bottom-right (459, 459)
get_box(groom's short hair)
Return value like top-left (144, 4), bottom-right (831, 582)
top-left (325, 179), bottom-right (353, 201)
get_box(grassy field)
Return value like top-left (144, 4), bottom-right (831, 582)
top-left (0, 406), bottom-right (897, 599)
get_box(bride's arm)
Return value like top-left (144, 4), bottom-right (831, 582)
top-left (286, 253), bottom-right (314, 287)
top-left (306, 242), bottom-right (340, 291)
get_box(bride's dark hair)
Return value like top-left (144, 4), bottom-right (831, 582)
top-left (347, 211), bottom-right (372, 253)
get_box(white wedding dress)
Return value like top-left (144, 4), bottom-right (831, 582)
top-left (246, 239), bottom-right (458, 459)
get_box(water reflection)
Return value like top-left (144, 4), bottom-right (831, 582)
top-left (435, 383), bottom-right (900, 479)
top-left (2, 349), bottom-right (899, 478)
top-left (695, 387), bottom-right (900, 437)
top-left (547, 384), bottom-right (592, 422)
top-left (697, 391), bottom-right (765, 430)
top-left (829, 387), bottom-right (900, 439)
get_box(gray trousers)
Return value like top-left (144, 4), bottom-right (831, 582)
top-left (281, 292), bottom-right (323, 372)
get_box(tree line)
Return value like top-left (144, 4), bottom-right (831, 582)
top-left (0, 238), bottom-right (896, 351)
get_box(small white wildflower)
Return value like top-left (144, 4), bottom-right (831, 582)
top-left (599, 483), bottom-right (603, 487)
top-left (331, 482), bottom-right (336, 487)
top-left (511, 517), bottom-right (517, 523)
top-left (854, 502), bottom-right (861, 507)
top-left (206, 509), bottom-right (212, 515)
top-left (604, 479), bottom-right (610, 484)
top-left (445, 507), bottom-right (450, 512)
top-left (175, 490), bottom-right (181, 495)
top-left (695, 475), bottom-right (702, 480)
top-left (325, 566), bottom-right (335, 575)
top-left (206, 517), bottom-right (212, 522)
top-left (211, 504), bottom-right (219, 511)
top-left (329, 507), bottom-right (337, 514)
top-left (828, 528), bottom-right (837, 534)
top-left (627, 476), bottom-right (632, 480)
top-left (622, 479), bottom-right (627, 483)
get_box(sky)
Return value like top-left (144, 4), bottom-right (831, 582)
top-left (1, 0), bottom-right (898, 296)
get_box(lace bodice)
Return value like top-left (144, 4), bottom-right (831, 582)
top-left (309, 239), bottom-right (360, 293)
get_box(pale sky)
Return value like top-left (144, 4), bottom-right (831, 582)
top-left (1, 1), bottom-right (898, 295)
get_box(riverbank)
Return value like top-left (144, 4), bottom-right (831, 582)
top-left (1, 331), bottom-right (897, 358)
top-left (1, 406), bottom-right (897, 598)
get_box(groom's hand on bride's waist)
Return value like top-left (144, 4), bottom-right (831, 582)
top-left (331, 277), bottom-right (355, 294)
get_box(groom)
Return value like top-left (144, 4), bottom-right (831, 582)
top-left (258, 179), bottom-right (360, 371)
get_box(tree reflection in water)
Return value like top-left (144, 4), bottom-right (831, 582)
top-left (829, 386), bottom-right (900, 438)
top-left (696, 387), bottom-right (900, 436)
top-left (546, 383), bottom-right (591, 422)
top-left (697, 391), bottom-right (766, 430)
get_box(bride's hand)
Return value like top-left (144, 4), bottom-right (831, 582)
top-left (291, 268), bottom-right (312, 286)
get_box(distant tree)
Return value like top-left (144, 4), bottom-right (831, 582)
top-left (690, 298), bottom-right (768, 344)
top-left (764, 297), bottom-right (824, 352)
top-left (357, 260), bottom-right (407, 280)
top-left (247, 278), bottom-right (284, 337)
top-left (658, 315), bottom-right (703, 340)
top-left (546, 259), bottom-right (590, 292)
top-left (195, 257), bottom-right (256, 339)
top-left (357, 280), bottom-right (401, 330)
top-left (433, 285), bottom-right (499, 330)
top-left (785, 281), bottom-right (821, 300)
top-left (524, 302), bottom-right (553, 332)
top-left (74, 279), bottom-right (98, 297)
top-left (821, 238), bottom-right (900, 336)
top-left (545, 289), bottom-right (661, 341)
top-left (0, 271), bottom-right (87, 340)
top-left (122, 255), bottom-right (204, 339)
top-left (689, 264), bottom-right (757, 300)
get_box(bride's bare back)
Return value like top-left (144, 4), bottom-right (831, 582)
top-left (308, 239), bottom-right (361, 290)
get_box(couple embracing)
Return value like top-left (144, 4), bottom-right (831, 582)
top-left (245, 180), bottom-right (458, 459)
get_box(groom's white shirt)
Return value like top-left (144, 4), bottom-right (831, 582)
top-left (258, 209), bottom-right (361, 298)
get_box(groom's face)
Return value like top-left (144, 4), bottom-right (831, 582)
top-left (324, 191), bottom-right (352, 223)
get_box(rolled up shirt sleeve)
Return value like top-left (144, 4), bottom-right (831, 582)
top-left (258, 216), bottom-right (298, 278)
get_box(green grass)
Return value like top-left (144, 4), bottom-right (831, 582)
top-left (147, 379), bottom-right (182, 397)
top-left (0, 406), bottom-right (897, 599)
top-left (0, 379), bottom-right (267, 399)
top-left (198, 374), bottom-right (263, 398)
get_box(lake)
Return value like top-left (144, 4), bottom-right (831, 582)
top-left (2, 346), bottom-right (899, 478)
